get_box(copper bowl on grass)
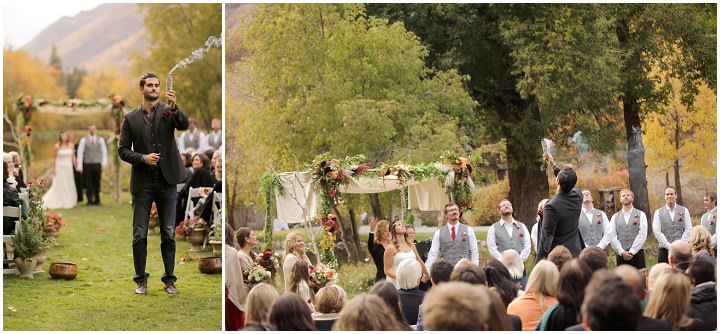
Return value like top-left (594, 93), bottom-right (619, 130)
top-left (198, 257), bottom-right (222, 274)
top-left (49, 262), bottom-right (78, 279)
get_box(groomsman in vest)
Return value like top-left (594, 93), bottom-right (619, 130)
top-left (206, 118), bottom-right (222, 149)
top-left (652, 186), bottom-right (691, 264)
top-left (425, 202), bottom-right (479, 271)
top-left (608, 189), bottom-right (647, 269)
top-left (578, 190), bottom-right (612, 252)
top-left (177, 118), bottom-right (206, 153)
top-left (700, 191), bottom-right (716, 255)
top-left (76, 124), bottom-right (107, 205)
top-left (486, 199), bottom-right (531, 263)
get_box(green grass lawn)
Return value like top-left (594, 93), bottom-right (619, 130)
top-left (3, 192), bottom-right (221, 331)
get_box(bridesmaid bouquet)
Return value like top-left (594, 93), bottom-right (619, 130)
top-left (310, 263), bottom-right (337, 286)
top-left (246, 264), bottom-right (271, 284)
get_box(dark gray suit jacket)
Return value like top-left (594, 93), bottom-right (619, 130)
top-left (118, 103), bottom-right (189, 192)
top-left (537, 187), bottom-right (584, 263)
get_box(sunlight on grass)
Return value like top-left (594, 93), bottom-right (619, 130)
top-left (3, 192), bottom-right (221, 330)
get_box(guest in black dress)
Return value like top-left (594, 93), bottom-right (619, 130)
top-left (368, 218), bottom-right (390, 283)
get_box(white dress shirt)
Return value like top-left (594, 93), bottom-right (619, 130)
top-left (424, 222), bottom-right (479, 272)
top-left (652, 204), bottom-right (692, 250)
top-left (76, 135), bottom-right (108, 168)
top-left (608, 206), bottom-right (648, 255)
top-left (580, 207), bottom-right (613, 249)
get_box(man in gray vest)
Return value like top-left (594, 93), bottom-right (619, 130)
top-left (76, 124), bottom-right (107, 205)
top-left (206, 118), bottom-right (222, 149)
top-left (700, 191), bottom-right (716, 255)
top-left (608, 189), bottom-right (647, 269)
top-left (177, 118), bottom-right (206, 153)
top-left (578, 190), bottom-right (612, 252)
top-left (425, 202), bottom-right (479, 271)
top-left (652, 186), bottom-right (691, 264)
top-left (486, 199), bottom-right (531, 263)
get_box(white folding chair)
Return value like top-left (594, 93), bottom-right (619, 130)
top-left (3, 206), bottom-right (21, 275)
top-left (176, 183), bottom-right (185, 193)
top-left (183, 187), bottom-right (201, 221)
top-left (203, 193), bottom-right (222, 249)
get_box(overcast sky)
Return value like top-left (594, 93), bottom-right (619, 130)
top-left (3, 1), bottom-right (108, 48)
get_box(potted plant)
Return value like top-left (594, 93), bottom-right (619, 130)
top-left (207, 204), bottom-right (222, 256)
top-left (12, 221), bottom-right (47, 278)
top-left (177, 217), bottom-right (207, 252)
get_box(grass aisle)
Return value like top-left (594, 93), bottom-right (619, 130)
top-left (3, 192), bottom-right (221, 330)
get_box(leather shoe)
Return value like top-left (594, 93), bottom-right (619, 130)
top-left (135, 280), bottom-right (148, 295)
top-left (164, 283), bottom-right (179, 294)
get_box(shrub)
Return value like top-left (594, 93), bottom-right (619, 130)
top-left (469, 181), bottom-right (510, 226)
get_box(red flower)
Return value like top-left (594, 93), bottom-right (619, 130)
top-left (328, 188), bottom-right (336, 198)
top-left (633, 221), bottom-right (638, 225)
top-left (161, 110), bottom-right (172, 119)
top-left (711, 221), bottom-right (715, 226)
top-left (518, 233), bottom-right (524, 238)
top-left (678, 218), bottom-right (684, 221)
top-left (597, 220), bottom-right (602, 224)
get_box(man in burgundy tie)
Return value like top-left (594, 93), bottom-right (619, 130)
top-left (424, 202), bottom-right (479, 271)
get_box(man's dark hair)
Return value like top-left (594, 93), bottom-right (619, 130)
top-left (139, 72), bottom-right (158, 88)
top-left (582, 271), bottom-right (641, 330)
top-left (444, 202), bottom-right (458, 213)
top-left (557, 167), bottom-right (577, 193)
top-left (557, 259), bottom-right (593, 311)
top-left (706, 191), bottom-right (717, 204)
top-left (579, 246), bottom-right (608, 273)
top-left (687, 260), bottom-right (715, 285)
top-left (430, 258), bottom-right (454, 284)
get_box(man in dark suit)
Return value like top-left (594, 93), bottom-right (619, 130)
top-left (536, 152), bottom-right (584, 264)
top-left (119, 72), bottom-right (189, 295)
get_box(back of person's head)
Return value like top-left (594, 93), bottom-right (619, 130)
top-left (557, 167), bottom-right (577, 193)
top-left (486, 287), bottom-right (514, 330)
top-left (430, 258), bottom-right (454, 285)
top-left (686, 259), bottom-right (715, 286)
top-left (556, 259), bottom-right (592, 311)
top-left (245, 283), bottom-right (279, 326)
top-left (315, 285), bottom-right (347, 314)
top-left (647, 262), bottom-right (673, 289)
top-left (269, 293), bottom-right (315, 331)
top-left (499, 249), bottom-right (524, 280)
top-left (369, 280), bottom-right (408, 325)
top-left (482, 259), bottom-right (518, 307)
top-left (579, 246), bottom-right (608, 272)
top-left (548, 245), bottom-right (572, 270)
top-left (525, 260), bottom-right (559, 301)
top-left (643, 270), bottom-right (694, 330)
top-left (690, 225), bottom-right (713, 256)
top-left (614, 265), bottom-right (646, 299)
top-left (581, 270), bottom-right (641, 330)
top-left (450, 262), bottom-right (486, 285)
top-left (333, 294), bottom-right (408, 331)
top-left (396, 258), bottom-right (422, 290)
top-left (422, 281), bottom-right (491, 330)
top-left (669, 240), bottom-right (692, 265)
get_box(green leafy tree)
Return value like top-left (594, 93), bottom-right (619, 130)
top-left (64, 67), bottom-right (87, 99)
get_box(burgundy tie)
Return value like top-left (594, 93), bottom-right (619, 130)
top-left (451, 226), bottom-right (456, 241)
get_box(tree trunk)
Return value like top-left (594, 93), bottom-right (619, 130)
top-left (332, 203), bottom-right (360, 263)
top-left (228, 176), bottom-right (238, 227)
top-left (347, 207), bottom-right (363, 260)
top-left (506, 138), bottom-right (549, 227)
top-left (369, 193), bottom-right (383, 220)
top-left (674, 159), bottom-right (683, 205)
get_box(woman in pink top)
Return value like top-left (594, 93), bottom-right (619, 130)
top-left (507, 260), bottom-right (559, 330)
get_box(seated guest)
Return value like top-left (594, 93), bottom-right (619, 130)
top-left (689, 225), bottom-right (715, 264)
top-left (614, 265), bottom-right (672, 331)
top-left (450, 261), bottom-right (487, 285)
top-left (369, 281), bottom-right (408, 326)
top-left (416, 258), bottom-right (454, 331)
top-left (578, 246), bottom-right (608, 273)
top-left (643, 262), bottom-right (673, 310)
top-left (668, 239), bottom-right (692, 271)
top-left (199, 155), bottom-right (222, 228)
top-left (507, 260), bottom-right (559, 331)
top-left (176, 153), bottom-right (214, 225)
top-left (312, 285), bottom-right (347, 331)
top-left (3, 161), bottom-right (21, 235)
top-left (269, 294), bottom-right (316, 331)
top-left (486, 289), bottom-right (516, 330)
top-left (500, 249), bottom-right (526, 291)
top-left (243, 283), bottom-right (278, 331)
top-left (548, 245), bottom-right (573, 271)
top-left (686, 260), bottom-right (716, 330)
top-left (482, 259), bottom-right (518, 307)
top-left (537, 259), bottom-right (592, 330)
top-left (578, 270), bottom-right (642, 330)
top-left (644, 270), bottom-right (703, 330)
top-left (396, 258), bottom-right (425, 325)
top-left (422, 281), bottom-right (491, 331)
top-left (333, 294), bottom-right (409, 331)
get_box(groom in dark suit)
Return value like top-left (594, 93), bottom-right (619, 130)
top-left (119, 72), bottom-right (189, 295)
top-left (536, 152), bottom-right (584, 264)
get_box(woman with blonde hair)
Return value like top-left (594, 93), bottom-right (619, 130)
top-left (244, 283), bottom-right (279, 330)
top-left (282, 231), bottom-right (311, 293)
top-left (689, 225), bottom-right (715, 264)
top-left (383, 220), bottom-right (429, 288)
top-left (312, 285), bottom-right (348, 330)
top-left (644, 270), bottom-right (701, 330)
top-left (333, 294), bottom-right (409, 331)
top-left (369, 218), bottom-right (391, 282)
top-left (507, 259), bottom-right (559, 330)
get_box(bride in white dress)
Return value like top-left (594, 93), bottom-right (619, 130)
top-left (383, 220), bottom-right (430, 288)
top-left (43, 132), bottom-right (78, 209)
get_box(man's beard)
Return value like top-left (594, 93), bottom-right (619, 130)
top-left (144, 91), bottom-right (159, 101)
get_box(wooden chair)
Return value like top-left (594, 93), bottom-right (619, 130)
top-left (3, 206), bottom-right (21, 275)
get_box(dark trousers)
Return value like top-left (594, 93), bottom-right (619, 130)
top-left (73, 168), bottom-right (84, 202)
top-left (658, 247), bottom-right (669, 264)
top-left (131, 177), bottom-right (178, 284)
top-left (616, 249), bottom-right (646, 269)
top-left (83, 163), bottom-right (102, 204)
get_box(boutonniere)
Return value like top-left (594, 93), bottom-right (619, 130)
top-left (518, 233), bottom-right (524, 238)
top-left (161, 110), bottom-right (172, 119)
top-left (461, 231), bottom-right (467, 241)
top-left (633, 220), bottom-right (638, 225)
top-left (710, 221), bottom-right (715, 226)
top-left (597, 219), bottom-right (602, 224)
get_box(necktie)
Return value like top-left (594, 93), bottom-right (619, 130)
top-left (451, 226), bottom-right (456, 241)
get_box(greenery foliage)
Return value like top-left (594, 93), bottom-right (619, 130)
top-left (12, 221), bottom-right (47, 259)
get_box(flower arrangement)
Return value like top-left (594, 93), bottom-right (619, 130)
top-left (175, 217), bottom-right (207, 237)
top-left (442, 152), bottom-right (475, 213)
top-left (310, 262), bottom-right (337, 286)
top-left (245, 263), bottom-right (271, 284)
top-left (258, 248), bottom-right (280, 273)
top-left (43, 211), bottom-right (65, 233)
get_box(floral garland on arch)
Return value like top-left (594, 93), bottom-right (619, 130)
top-left (441, 152), bottom-right (476, 214)
top-left (16, 95), bottom-right (36, 168)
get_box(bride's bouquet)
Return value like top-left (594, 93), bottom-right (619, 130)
top-left (310, 263), bottom-right (337, 286)
top-left (245, 264), bottom-right (271, 284)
